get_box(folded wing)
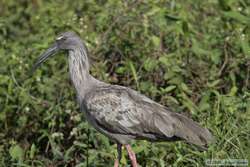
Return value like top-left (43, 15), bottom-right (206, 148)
top-left (84, 85), bottom-right (213, 147)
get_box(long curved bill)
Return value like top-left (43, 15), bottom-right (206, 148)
top-left (32, 43), bottom-right (59, 72)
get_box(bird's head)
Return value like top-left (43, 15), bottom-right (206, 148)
top-left (32, 31), bottom-right (83, 71)
top-left (56, 31), bottom-right (82, 50)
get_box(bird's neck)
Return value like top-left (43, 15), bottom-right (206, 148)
top-left (68, 47), bottom-right (93, 99)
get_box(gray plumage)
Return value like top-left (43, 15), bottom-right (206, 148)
top-left (82, 85), bottom-right (213, 147)
top-left (33, 31), bottom-right (213, 151)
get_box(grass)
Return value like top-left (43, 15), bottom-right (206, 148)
top-left (0, 0), bottom-right (249, 166)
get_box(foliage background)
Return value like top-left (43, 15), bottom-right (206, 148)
top-left (0, 0), bottom-right (250, 166)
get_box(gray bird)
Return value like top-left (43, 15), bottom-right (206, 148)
top-left (33, 31), bottom-right (213, 167)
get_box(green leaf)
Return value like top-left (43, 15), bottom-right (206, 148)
top-left (228, 86), bottom-right (238, 96)
top-left (223, 11), bottom-right (250, 24)
top-left (143, 58), bottom-right (158, 71)
top-left (132, 145), bottom-right (145, 154)
top-left (29, 143), bottom-right (36, 159)
top-left (159, 56), bottom-right (169, 66)
top-left (75, 163), bottom-right (85, 167)
top-left (162, 85), bottom-right (176, 93)
top-left (129, 61), bottom-right (139, 89)
top-left (207, 79), bottom-right (221, 87)
top-left (151, 35), bottom-right (160, 47)
top-left (73, 141), bottom-right (87, 148)
top-left (180, 83), bottom-right (192, 94)
top-left (0, 111), bottom-right (6, 122)
top-left (115, 66), bottom-right (126, 74)
top-left (241, 38), bottom-right (250, 57)
top-left (191, 39), bottom-right (210, 56)
top-left (9, 144), bottom-right (24, 161)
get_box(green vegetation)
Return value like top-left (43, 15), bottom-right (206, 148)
top-left (0, 0), bottom-right (249, 166)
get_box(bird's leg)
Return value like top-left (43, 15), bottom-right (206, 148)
top-left (114, 143), bottom-right (122, 167)
top-left (125, 144), bottom-right (138, 167)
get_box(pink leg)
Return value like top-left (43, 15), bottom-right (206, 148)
top-left (125, 145), bottom-right (138, 167)
top-left (114, 159), bottom-right (119, 167)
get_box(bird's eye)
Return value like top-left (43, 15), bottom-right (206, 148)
top-left (56, 36), bottom-right (65, 41)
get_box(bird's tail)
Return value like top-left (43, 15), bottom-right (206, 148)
top-left (170, 112), bottom-right (214, 148)
top-left (153, 110), bottom-right (214, 148)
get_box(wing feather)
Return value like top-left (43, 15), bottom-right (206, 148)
top-left (84, 85), bottom-right (213, 146)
